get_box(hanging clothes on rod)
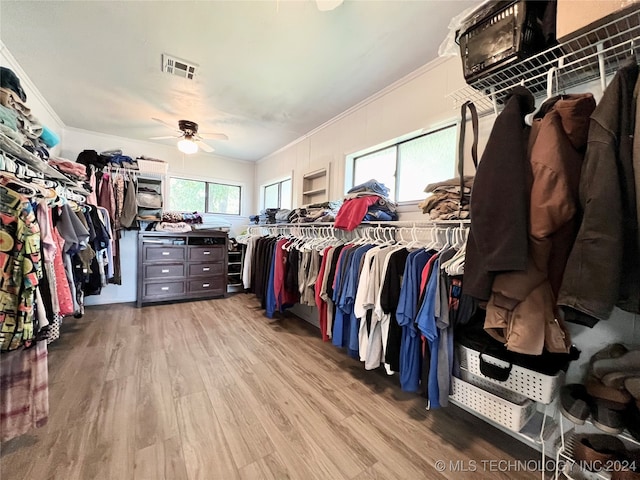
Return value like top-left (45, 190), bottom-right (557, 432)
top-left (240, 223), bottom-right (477, 408)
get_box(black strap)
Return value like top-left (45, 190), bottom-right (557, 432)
top-left (458, 101), bottom-right (478, 208)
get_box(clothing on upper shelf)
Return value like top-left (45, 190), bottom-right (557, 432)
top-left (288, 201), bottom-right (342, 224)
top-left (419, 176), bottom-right (474, 221)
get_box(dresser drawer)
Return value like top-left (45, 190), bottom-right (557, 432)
top-left (189, 246), bottom-right (223, 262)
top-left (144, 281), bottom-right (185, 297)
top-left (144, 264), bottom-right (185, 279)
top-left (188, 278), bottom-right (224, 295)
top-left (144, 246), bottom-right (186, 262)
top-left (188, 262), bottom-right (223, 277)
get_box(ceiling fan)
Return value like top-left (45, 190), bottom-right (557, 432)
top-left (150, 118), bottom-right (228, 154)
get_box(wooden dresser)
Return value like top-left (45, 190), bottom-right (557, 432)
top-left (137, 230), bottom-right (228, 307)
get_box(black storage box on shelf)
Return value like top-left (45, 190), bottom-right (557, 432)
top-left (457, 0), bottom-right (557, 84)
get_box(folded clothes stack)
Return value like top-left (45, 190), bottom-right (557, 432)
top-left (289, 201), bottom-right (342, 223)
top-left (0, 67), bottom-right (54, 161)
top-left (48, 157), bottom-right (87, 180)
top-left (153, 222), bottom-right (192, 233)
top-left (419, 176), bottom-right (474, 220)
top-left (560, 343), bottom-right (640, 442)
top-left (334, 179), bottom-right (397, 231)
top-left (249, 208), bottom-right (281, 225)
top-left (162, 211), bottom-right (203, 224)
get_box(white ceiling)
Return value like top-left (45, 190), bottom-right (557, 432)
top-left (0, 0), bottom-right (477, 161)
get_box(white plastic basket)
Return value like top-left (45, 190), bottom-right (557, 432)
top-left (450, 375), bottom-right (537, 432)
top-left (457, 345), bottom-right (564, 404)
top-left (137, 158), bottom-right (168, 175)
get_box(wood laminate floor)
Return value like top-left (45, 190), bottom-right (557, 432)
top-left (1, 295), bottom-right (542, 480)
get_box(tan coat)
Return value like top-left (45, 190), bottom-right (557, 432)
top-left (484, 93), bottom-right (596, 355)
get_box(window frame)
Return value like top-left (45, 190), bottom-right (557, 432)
top-left (347, 122), bottom-right (459, 205)
top-left (168, 175), bottom-right (242, 216)
top-left (262, 177), bottom-right (292, 210)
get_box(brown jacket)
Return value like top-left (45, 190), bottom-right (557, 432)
top-left (558, 60), bottom-right (639, 324)
top-left (485, 93), bottom-right (596, 355)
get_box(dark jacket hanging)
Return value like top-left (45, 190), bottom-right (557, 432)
top-left (558, 59), bottom-right (640, 325)
top-left (463, 86), bottom-right (536, 300)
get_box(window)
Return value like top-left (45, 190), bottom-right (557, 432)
top-left (352, 124), bottom-right (457, 203)
top-left (263, 178), bottom-right (292, 209)
top-left (169, 177), bottom-right (241, 215)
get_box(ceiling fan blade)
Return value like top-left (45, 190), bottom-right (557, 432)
top-left (198, 132), bottom-right (229, 141)
top-left (197, 141), bottom-right (215, 153)
top-left (152, 117), bottom-right (181, 132)
top-left (149, 135), bottom-right (179, 140)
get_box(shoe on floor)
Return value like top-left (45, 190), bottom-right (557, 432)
top-left (592, 344), bottom-right (629, 363)
top-left (625, 377), bottom-right (640, 400)
top-left (611, 450), bottom-right (640, 480)
top-left (573, 434), bottom-right (626, 468)
top-left (592, 401), bottom-right (625, 434)
top-left (603, 371), bottom-right (636, 389)
top-left (593, 350), bottom-right (640, 380)
top-left (586, 378), bottom-right (633, 407)
top-left (560, 384), bottom-right (593, 425)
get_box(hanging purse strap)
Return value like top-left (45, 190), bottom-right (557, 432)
top-left (458, 101), bottom-right (478, 209)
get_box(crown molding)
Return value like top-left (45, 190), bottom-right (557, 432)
top-left (0, 41), bottom-right (65, 130)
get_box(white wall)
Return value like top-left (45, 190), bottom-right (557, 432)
top-left (255, 56), bottom-right (491, 220)
top-left (60, 127), bottom-right (254, 306)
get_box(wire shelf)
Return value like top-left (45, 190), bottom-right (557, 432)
top-left (447, 7), bottom-right (640, 115)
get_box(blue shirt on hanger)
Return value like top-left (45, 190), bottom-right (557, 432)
top-left (265, 245), bottom-right (278, 318)
top-left (396, 249), bottom-right (430, 392)
top-left (343, 244), bottom-right (375, 356)
top-left (416, 256), bottom-right (441, 408)
top-left (332, 246), bottom-right (355, 348)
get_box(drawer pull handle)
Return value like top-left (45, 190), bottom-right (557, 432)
top-left (161, 269), bottom-right (170, 273)
top-left (202, 267), bottom-right (210, 272)
top-left (203, 251), bottom-right (211, 255)
top-left (203, 283), bottom-right (210, 288)
top-left (161, 287), bottom-right (170, 291)
top-left (162, 252), bottom-right (170, 256)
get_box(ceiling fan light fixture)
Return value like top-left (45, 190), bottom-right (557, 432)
top-left (177, 137), bottom-right (198, 154)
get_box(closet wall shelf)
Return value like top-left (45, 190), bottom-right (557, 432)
top-left (303, 168), bottom-right (328, 180)
top-left (0, 134), bottom-right (77, 185)
top-left (302, 164), bottom-right (330, 204)
top-left (447, 6), bottom-right (640, 115)
top-left (449, 399), bottom-right (556, 454)
top-left (302, 187), bottom-right (327, 196)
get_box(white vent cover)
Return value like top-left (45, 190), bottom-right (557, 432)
top-left (162, 54), bottom-right (198, 79)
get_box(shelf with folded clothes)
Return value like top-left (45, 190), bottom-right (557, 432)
top-left (1, 132), bottom-right (73, 183)
top-left (0, 141), bottom-right (91, 199)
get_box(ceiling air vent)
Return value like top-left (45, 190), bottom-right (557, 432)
top-left (162, 54), bottom-right (198, 80)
